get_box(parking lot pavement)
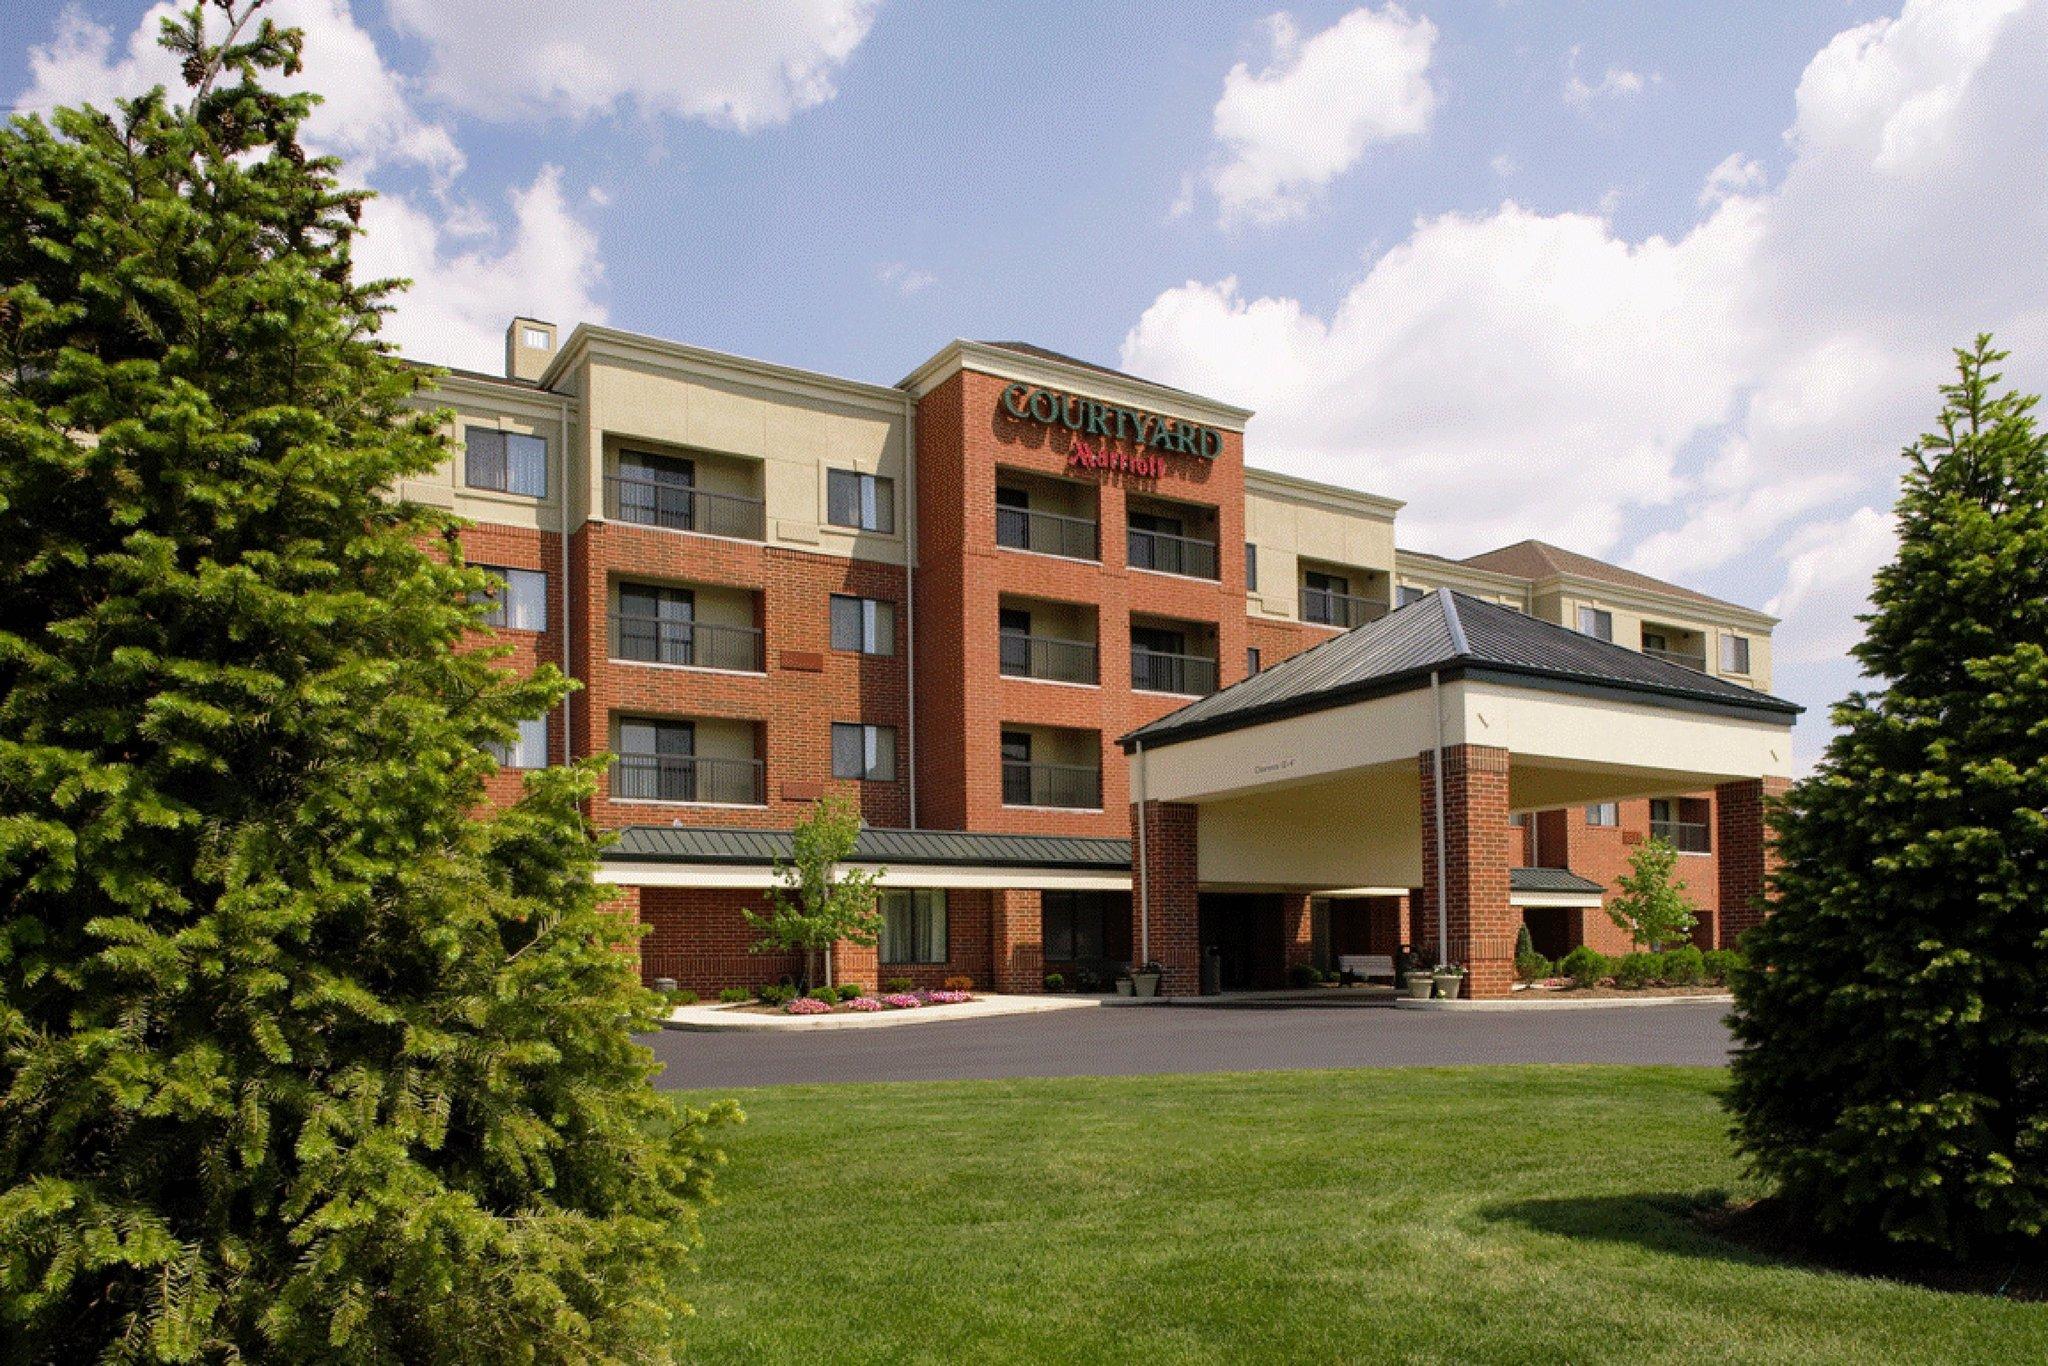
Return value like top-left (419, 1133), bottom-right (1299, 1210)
top-left (644, 998), bottom-right (1734, 1090)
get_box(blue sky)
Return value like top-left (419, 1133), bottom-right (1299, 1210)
top-left (10, 0), bottom-right (2047, 764)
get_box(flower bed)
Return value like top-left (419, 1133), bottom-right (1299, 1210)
top-left (755, 985), bottom-right (979, 1016)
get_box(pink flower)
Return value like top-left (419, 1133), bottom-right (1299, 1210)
top-left (786, 997), bottom-right (832, 1015)
top-left (880, 993), bottom-right (922, 1009)
top-left (925, 989), bottom-right (972, 1005)
top-left (844, 996), bottom-right (884, 1012)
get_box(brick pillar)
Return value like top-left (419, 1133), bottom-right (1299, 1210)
top-left (602, 884), bottom-right (644, 982)
top-left (1418, 745), bottom-right (1516, 999)
top-left (1282, 893), bottom-right (1314, 974)
top-left (1134, 801), bottom-right (1201, 996)
top-left (833, 937), bottom-right (879, 993)
top-left (1715, 777), bottom-right (1789, 949)
top-left (990, 889), bottom-right (1044, 993)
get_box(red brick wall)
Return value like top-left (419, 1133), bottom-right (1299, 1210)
top-left (1134, 801), bottom-right (1201, 995)
top-left (989, 889), bottom-right (1044, 993)
top-left (1281, 893), bottom-right (1314, 972)
top-left (1715, 776), bottom-right (1789, 948)
top-left (1536, 794), bottom-right (1726, 956)
top-left (1248, 618), bottom-right (1325, 671)
top-left (914, 369), bottom-right (1249, 840)
top-left (1418, 744), bottom-right (1516, 999)
top-left (456, 524), bottom-right (568, 809)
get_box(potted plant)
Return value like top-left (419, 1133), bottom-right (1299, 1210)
top-left (1401, 967), bottom-right (1436, 999)
top-left (1114, 973), bottom-right (1135, 997)
top-left (1132, 961), bottom-right (1164, 997)
top-left (1433, 963), bottom-right (1466, 1000)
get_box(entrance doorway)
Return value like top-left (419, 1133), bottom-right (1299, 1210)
top-left (1197, 893), bottom-right (1287, 992)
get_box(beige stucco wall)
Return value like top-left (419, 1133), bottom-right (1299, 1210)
top-left (1244, 475), bottom-right (1398, 624)
top-left (1001, 596), bottom-right (1097, 643)
top-left (1545, 589), bottom-right (1774, 691)
top-left (402, 377), bottom-right (568, 531)
top-left (1195, 767), bottom-right (1422, 889)
top-left (606, 578), bottom-right (755, 631)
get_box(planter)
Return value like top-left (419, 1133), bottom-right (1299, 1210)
top-left (1115, 979), bottom-right (1135, 997)
top-left (653, 977), bottom-right (678, 995)
top-left (1433, 973), bottom-right (1464, 1001)
top-left (1401, 971), bottom-right (1436, 1000)
top-left (1132, 971), bottom-right (1162, 998)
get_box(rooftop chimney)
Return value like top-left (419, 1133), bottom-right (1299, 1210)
top-left (506, 317), bottom-right (557, 382)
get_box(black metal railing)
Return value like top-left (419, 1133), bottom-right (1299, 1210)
top-left (998, 632), bottom-right (1099, 685)
top-left (606, 474), bottom-right (766, 541)
top-left (611, 615), bottom-right (764, 673)
top-left (1642, 645), bottom-right (1709, 672)
top-left (1650, 818), bottom-right (1712, 854)
top-left (1300, 587), bottom-right (1386, 629)
top-left (612, 753), bottom-right (765, 806)
top-left (996, 504), bottom-right (1100, 560)
top-left (1001, 761), bottom-right (1101, 810)
top-left (1127, 527), bottom-right (1219, 580)
top-left (1131, 648), bottom-right (1218, 696)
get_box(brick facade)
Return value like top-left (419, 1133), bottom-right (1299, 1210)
top-left (1418, 744), bottom-right (1516, 999)
top-left (1715, 776), bottom-right (1789, 948)
top-left (1133, 801), bottom-right (1201, 995)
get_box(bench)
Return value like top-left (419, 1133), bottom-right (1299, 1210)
top-left (1338, 954), bottom-right (1397, 983)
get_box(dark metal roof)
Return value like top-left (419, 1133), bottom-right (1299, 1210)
top-left (1122, 589), bottom-right (1801, 751)
top-left (1510, 867), bottom-right (1607, 895)
top-left (605, 825), bottom-right (1131, 870)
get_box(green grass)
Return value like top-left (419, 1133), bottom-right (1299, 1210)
top-left (675, 1067), bottom-right (2046, 1363)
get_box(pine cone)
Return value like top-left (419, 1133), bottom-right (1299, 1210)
top-left (181, 54), bottom-right (207, 86)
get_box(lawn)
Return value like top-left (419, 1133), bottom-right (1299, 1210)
top-left (674, 1067), bottom-right (2046, 1364)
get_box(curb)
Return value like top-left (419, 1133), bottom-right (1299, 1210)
top-left (1394, 993), bottom-right (1733, 1012)
top-left (660, 994), bottom-right (1103, 1032)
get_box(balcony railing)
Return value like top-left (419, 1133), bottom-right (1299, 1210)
top-left (1131, 648), bottom-right (1218, 696)
top-left (1127, 526), bottom-right (1219, 580)
top-left (999, 632), bottom-right (1099, 685)
top-left (997, 504), bottom-right (1100, 561)
top-left (1649, 818), bottom-right (1712, 854)
top-left (1642, 645), bottom-right (1709, 672)
top-left (1300, 587), bottom-right (1386, 629)
top-left (606, 474), bottom-right (766, 541)
top-left (611, 615), bottom-right (764, 673)
top-left (1001, 760), bottom-right (1102, 810)
top-left (613, 752), bottom-right (765, 806)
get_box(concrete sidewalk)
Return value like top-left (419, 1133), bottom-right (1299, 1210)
top-left (663, 993), bottom-right (1101, 1032)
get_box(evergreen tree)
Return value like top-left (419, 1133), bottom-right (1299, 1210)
top-left (1727, 337), bottom-right (2048, 1257)
top-left (1604, 837), bottom-right (1698, 951)
top-left (745, 796), bottom-right (881, 992)
top-left (0, 5), bottom-right (731, 1358)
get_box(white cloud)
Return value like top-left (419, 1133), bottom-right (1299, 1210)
top-left (16, 0), bottom-right (603, 372)
top-left (1123, 0), bottom-right (2048, 751)
top-left (1563, 48), bottom-right (1652, 110)
top-left (875, 262), bottom-right (936, 295)
top-left (1205, 5), bottom-right (1438, 226)
top-left (382, 0), bottom-right (880, 131)
top-left (1490, 152), bottom-right (1517, 179)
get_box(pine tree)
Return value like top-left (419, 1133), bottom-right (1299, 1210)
top-left (1726, 337), bottom-right (2048, 1257)
top-left (0, 5), bottom-right (731, 1357)
top-left (745, 796), bottom-right (881, 992)
top-left (1604, 837), bottom-right (1698, 951)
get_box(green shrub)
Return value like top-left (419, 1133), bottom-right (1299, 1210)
top-left (882, 977), bottom-right (914, 994)
top-left (1515, 923), bottom-right (1536, 960)
top-left (1613, 953), bottom-right (1658, 989)
top-left (1515, 950), bottom-right (1554, 983)
top-left (758, 985), bottom-right (797, 1007)
top-left (837, 983), bottom-right (866, 1002)
top-left (1661, 945), bottom-right (1706, 986)
top-left (1043, 973), bottom-right (1065, 992)
top-left (664, 988), bottom-right (699, 1007)
top-left (1559, 945), bottom-right (1611, 989)
top-left (719, 986), bottom-right (750, 1005)
top-left (1288, 964), bottom-right (1321, 988)
top-left (806, 986), bottom-right (839, 1002)
top-left (1701, 949), bottom-right (1742, 985)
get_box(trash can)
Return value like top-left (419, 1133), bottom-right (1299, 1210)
top-left (1201, 945), bottom-right (1222, 996)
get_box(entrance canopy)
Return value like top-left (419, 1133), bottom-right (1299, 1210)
top-left (1122, 590), bottom-right (1799, 892)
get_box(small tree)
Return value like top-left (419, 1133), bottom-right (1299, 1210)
top-left (746, 796), bottom-right (882, 991)
top-left (1605, 837), bottom-right (1698, 951)
top-left (1728, 337), bottom-right (2048, 1258)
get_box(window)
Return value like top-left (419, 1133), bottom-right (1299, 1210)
top-left (473, 566), bottom-right (546, 631)
top-left (1649, 797), bottom-right (1712, 853)
top-left (615, 717), bottom-right (694, 802)
top-left (1720, 633), bottom-right (1752, 674)
top-left (615, 584), bottom-right (694, 665)
top-left (1642, 630), bottom-right (1669, 653)
top-left (829, 595), bottom-right (896, 655)
top-left (1586, 802), bottom-right (1619, 827)
top-left (826, 469), bottom-right (895, 533)
top-left (487, 716), bottom-right (548, 770)
top-left (1576, 606), bottom-right (1613, 641)
top-left (1245, 543), bottom-right (1258, 590)
top-left (1398, 584), bottom-right (1425, 607)
top-left (520, 326), bottom-right (552, 351)
top-left (1042, 891), bottom-right (1122, 962)
top-left (831, 723), bottom-right (897, 782)
top-left (1000, 730), bottom-right (1032, 806)
top-left (464, 427), bottom-right (547, 497)
top-left (1247, 647), bottom-right (1262, 675)
top-left (880, 889), bottom-right (947, 965)
top-left (998, 606), bottom-right (1033, 676)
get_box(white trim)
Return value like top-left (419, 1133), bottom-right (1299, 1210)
top-left (546, 325), bottom-right (912, 410)
top-left (1004, 675), bottom-right (1102, 692)
top-left (995, 544), bottom-right (1104, 568)
top-left (608, 799), bottom-right (769, 811)
top-left (607, 658), bottom-right (766, 679)
top-left (1510, 891), bottom-right (1605, 909)
top-left (597, 862), bottom-right (1132, 891)
top-left (1000, 804), bottom-right (1107, 814)
top-left (1132, 688), bottom-right (1204, 700)
top-left (1129, 567), bottom-right (1223, 586)
top-left (1244, 466), bottom-right (1404, 518)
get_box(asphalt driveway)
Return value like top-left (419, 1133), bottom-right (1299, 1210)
top-left (644, 999), bottom-right (1735, 1090)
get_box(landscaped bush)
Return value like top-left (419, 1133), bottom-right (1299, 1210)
top-left (944, 975), bottom-right (974, 992)
top-left (1701, 949), bottom-right (1742, 985)
top-left (806, 986), bottom-right (838, 1002)
top-left (785, 997), bottom-right (832, 1015)
top-left (844, 996), bottom-right (883, 1012)
top-left (1613, 953), bottom-right (1658, 990)
top-left (1289, 964), bottom-right (1321, 988)
top-left (1661, 945), bottom-right (1706, 986)
top-left (719, 987), bottom-right (750, 1005)
top-left (880, 993), bottom-right (922, 1010)
top-left (663, 988), bottom-right (699, 1007)
top-left (1559, 945), bottom-right (1611, 989)
top-left (1515, 950), bottom-right (1554, 983)
top-left (882, 977), bottom-right (913, 994)
top-left (758, 985), bottom-right (797, 1007)
top-left (837, 983), bottom-right (865, 1002)
top-left (1043, 973), bottom-right (1065, 992)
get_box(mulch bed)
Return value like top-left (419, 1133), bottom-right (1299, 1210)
top-left (1695, 1199), bottom-right (2048, 1301)
top-left (1516, 983), bottom-right (1732, 999)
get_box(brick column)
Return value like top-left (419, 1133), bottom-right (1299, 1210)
top-left (1418, 745), bottom-right (1516, 999)
top-left (1715, 777), bottom-right (1789, 949)
top-left (601, 884), bottom-right (644, 982)
top-left (989, 889), bottom-right (1045, 993)
top-left (1281, 893), bottom-right (1315, 975)
top-left (833, 937), bottom-right (879, 993)
top-left (1133, 801), bottom-right (1201, 995)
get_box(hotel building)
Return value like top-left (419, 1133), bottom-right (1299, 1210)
top-left (414, 318), bottom-right (1796, 1000)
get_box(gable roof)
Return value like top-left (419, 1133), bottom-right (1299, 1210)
top-left (605, 825), bottom-right (1130, 870)
top-left (1459, 539), bottom-right (1759, 617)
top-left (1122, 589), bottom-right (1800, 751)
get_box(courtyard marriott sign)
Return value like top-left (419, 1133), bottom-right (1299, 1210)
top-left (999, 383), bottom-right (1224, 465)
